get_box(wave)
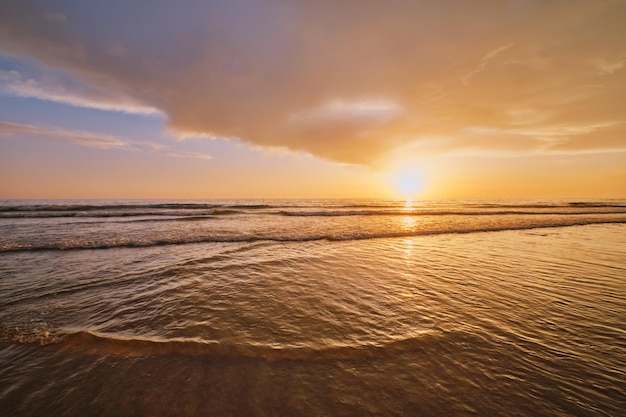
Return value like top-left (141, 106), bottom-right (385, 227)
top-left (8, 207), bottom-right (623, 221)
top-left (280, 209), bottom-right (626, 217)
top-left (13, 329), bottom-right (471, 362)
top-left (2, 218), bottom-right (624, 253)
top-left (471, 201), bottom-right (626, 209)
top-left (0, 202), bottom-right (404, 213)
top-left (3, 200), bottom-right (624, 218)
top-left (0, 208), bottom-right (244, 219)
top-left (0, 203), bottom-right (275, 212)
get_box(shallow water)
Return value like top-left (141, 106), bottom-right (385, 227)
top-left (1, 199), bottom-right (625, 416)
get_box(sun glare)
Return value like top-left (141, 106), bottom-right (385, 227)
top-left (388, 167), bottom-right (426, 203)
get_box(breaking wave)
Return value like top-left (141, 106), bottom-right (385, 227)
top-left (7, 329), bottom-right (472, 362)
top-left (2, 218), bottom-right (625, 253)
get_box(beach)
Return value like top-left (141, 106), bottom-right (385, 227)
top-left (1, 199), bottom-right (625, 416)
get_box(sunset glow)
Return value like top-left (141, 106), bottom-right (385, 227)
top-left (389, 167), bottom-right (427, 202)
top-left (0, 2), bottom-right (625, 199)
top-left (1, 3), bottom-right (626, 415)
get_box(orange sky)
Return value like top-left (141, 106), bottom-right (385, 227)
top-left (0, 1), bottom-right (625, 199)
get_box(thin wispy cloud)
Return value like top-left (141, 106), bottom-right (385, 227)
top-left (0, 1), bottom-right (624, 165)
top-left (289, 99), bottom-right (403, 126)
top-left (0, 121), bottom-right (129, 150)
top-left (0, 69), bottom-right (160, 115)
top-left (164, 150), bottom-right (213, 161)
top-left (0, 121), bottom-right (212, 160)
top-left (462, 43), bottom-right (516, 86)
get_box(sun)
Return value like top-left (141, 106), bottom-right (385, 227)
top-left (388, 166), bottom-right (426, 204)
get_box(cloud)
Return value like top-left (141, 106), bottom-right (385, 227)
top-left (43, 12), bottom-right (67, 23)
top-left (163, 150), bottom-right (213, 160)
top-left (457, 121), bottom-right (626, 156)
top-left (462, 43), bottom-right (516, 86)
top-left (0, 121), bottom-right (213, 160)
top-left (0, 121), bottom-right (129, 149)
top-left (591, 57), bottom-right (625, 75)
top-left (0, 1), bottom-right (625, 165)
top-left (289, 99), bottom-right (403, 126)
top-left (0, 69), bottom-right (160, 115)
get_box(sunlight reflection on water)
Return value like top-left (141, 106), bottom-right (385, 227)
top-left (0, 200), bottom-right (625, 416)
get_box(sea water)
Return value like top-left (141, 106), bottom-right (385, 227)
top-left (1, 199), bottom-right (625, 416)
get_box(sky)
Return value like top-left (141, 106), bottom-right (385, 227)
top-left (1, 0), bottom-right (625, 200)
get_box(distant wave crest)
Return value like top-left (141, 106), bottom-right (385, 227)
top-left (0, 204), bottom-right (261, 218)
top-left (2, 201), bottom-right (625, 218)
top-left (279, 209), bottom-right (626, 217)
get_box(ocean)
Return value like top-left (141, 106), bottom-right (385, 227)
top-left (1, 199), bottom-right (625, 416)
